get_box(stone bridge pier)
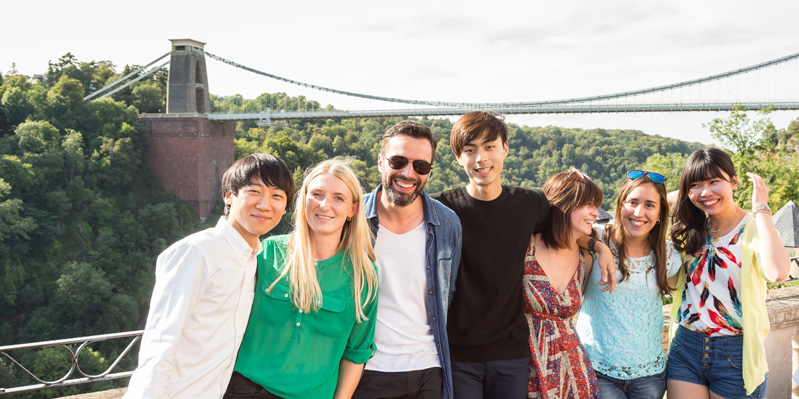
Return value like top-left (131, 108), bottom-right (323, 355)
top-left (139, 39), bottom-right (234, 220)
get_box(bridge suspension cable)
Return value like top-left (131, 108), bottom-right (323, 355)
top-left (83, 52), bottom-right (170, 101)
top-left (197, 48), bottom-right (799, 108)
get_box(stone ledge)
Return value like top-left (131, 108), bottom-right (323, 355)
top-left (57, 388), bottom-right (126, 399)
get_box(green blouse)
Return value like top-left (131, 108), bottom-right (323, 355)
top-left (233, 234), bottom-right (378, 399)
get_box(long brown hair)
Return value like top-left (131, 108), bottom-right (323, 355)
top-left (670, 148), bottom-right (737, 255)
top-left (541, 171), bottom-right (603, 249)
top-left (606, 177), bottom-right (671, 295)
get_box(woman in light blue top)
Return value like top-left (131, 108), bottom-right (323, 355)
top-left (576, 170), bottom-right (682, 399)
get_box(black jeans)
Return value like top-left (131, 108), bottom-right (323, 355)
top-left (450, 358), bottom-right (529, 399)
top-left (223, 372), bottom-right (285, 399)
top-left (353, 367), bottom-right (443, 399)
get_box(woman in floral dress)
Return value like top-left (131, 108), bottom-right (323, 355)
top-left (524, 169), bottom-right (602, 399)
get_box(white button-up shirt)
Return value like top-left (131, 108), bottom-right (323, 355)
top-left (124, 217), bottom-right (261, 399)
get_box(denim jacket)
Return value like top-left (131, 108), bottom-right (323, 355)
top-left (364, 185), bottom-right (462, 399)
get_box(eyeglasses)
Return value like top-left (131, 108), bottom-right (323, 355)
top-left (387, 155), bottom-right (433, 175)
top-left (627, 170), bottom-right (666, 184)
top-left (567, 168), bottom-right (591, 181)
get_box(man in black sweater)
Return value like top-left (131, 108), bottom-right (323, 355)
top-left (432, 111), bottom-right (614, 399)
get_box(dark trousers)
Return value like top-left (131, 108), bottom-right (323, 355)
top-left (451, 358), bottom-right (529, 399)
top-left (353, 367), bottom-right (443, 399)
top-left (223, 371), bottom-right (284, 399)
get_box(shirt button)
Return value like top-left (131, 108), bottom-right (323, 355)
top-left (705, 338), bottom-right (710, 342)
top-left (284, 293), bottom-right (289, 298)
top-left (432, 316), bottom-right (437, 321)
top-left (296, 322), bottom-right (301, 326)
top-left (704, 354), bottom-right (709, 358)
top-left (428, 291), bottom-right (433, 295)
top-left (427, 265), bottom-right (431, 269)
top-left (705, 346), bottom-right (710, 350)
top-left (299, 309), bottom-right (304, 313)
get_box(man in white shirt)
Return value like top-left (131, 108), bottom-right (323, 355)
top-left (124, 153), bottom-right (294, 399)
top-left (355, 121), bottom-right (462, 399)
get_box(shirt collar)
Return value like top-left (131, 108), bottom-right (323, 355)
top-left (365, 184), bottom-right (439, 226)
top-left (217, 216), bottom-right (263, 257)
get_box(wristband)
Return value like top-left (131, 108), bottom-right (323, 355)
top-left (753, 203), bottom-right (772, 215)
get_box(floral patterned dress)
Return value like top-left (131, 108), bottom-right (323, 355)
top-left (524, 237), bottom-right (599, 399)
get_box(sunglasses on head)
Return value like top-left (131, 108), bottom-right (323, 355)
top-left (387, 155), bottom-right (433, 175)
top-left (567, 167), bottom-right (591, 181)
top-left (627, 170), bottom-right (666, 184)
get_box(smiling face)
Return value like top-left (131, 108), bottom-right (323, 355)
top-left (304, 173), bottom-right (358, 239)
top-left (224, 177), bottom-right (288, 248)
top-left (570, 204), bottom-right (599, 238)
top-left (379, 135), bottom-right (434, 206)
top-left (687, 169), bottom-right (738, 216)
top-left (620, 182), bottom-right (661, 241)
top-left (456, 132), bottom-right (509, 193)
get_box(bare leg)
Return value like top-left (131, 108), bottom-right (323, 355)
top-left (667, 379), bottom-right (710, 399)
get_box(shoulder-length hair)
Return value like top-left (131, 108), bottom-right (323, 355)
top-left (269, 159), bottom-right (378, 322)
top-left (670, 148), bottom-right (737, 255)
top-left (541, 171), bottom-right (603, 249)
top-left (606, 176), bottom-right (671, 295)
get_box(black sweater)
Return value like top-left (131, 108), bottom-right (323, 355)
top-left (432, 185), bottom-right (549, 362)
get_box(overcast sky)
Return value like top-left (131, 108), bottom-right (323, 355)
top-left (3, 0), bottom-right (798, 145)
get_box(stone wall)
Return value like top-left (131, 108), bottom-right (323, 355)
top-left (139, 113), bottom-right (235, 220)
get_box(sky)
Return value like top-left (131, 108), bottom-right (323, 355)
top-left (3, 0), bottom-right (799, 145)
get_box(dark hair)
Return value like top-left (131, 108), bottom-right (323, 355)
top-left (449, 111), bottom-right (508, 157)
top-left (221, 153), bottom-right (295, 217)
top-left (670, 148), bottom-right (737, 254)
top-left (541, 172), bottom-right (603, 249)
top-left (380, 120), bottom-right (437, 162)
top-left (606, 176), bottom-right (671, 295)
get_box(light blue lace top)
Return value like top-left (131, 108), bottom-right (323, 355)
top-left (576, 228), bottom-right (682, 380)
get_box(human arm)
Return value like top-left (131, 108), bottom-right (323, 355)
top-left (747, 172), bottom-right (791, 282)
top-left (124, 243), bottom-right (209, 398)
top-left (576, 234), bottom-right (616, 293)
top-left (333, 358), bottom-right (364, 399)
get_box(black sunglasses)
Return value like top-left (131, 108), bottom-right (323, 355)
top-left (387, 155), bottom-right (433, 175)
top-left (627, 170), bottom-right (666, 183)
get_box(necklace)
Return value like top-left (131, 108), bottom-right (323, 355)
top-left (706, 218), bottom-right (721, 233)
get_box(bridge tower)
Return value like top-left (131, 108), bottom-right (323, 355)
top-left (139, 39), bottom-right (235, 220)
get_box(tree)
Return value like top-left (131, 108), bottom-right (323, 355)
top-left (704, 106), bottom-right (775, 157)
top-left (132, 83), bottom-right (163, 113)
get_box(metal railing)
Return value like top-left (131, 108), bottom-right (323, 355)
top-left (0, 330), bottom-right (143, 395)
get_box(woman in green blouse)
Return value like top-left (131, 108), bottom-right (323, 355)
top-left (224, 159), bottom-right (379, 399)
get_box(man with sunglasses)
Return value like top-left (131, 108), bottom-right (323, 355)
top-left (355, 120), bottom-right (462, 399)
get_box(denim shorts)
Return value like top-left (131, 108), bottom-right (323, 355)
top-left (666, 326), bottom-right (766, 399)
top-left (595, 369), bottom-right (666, 399)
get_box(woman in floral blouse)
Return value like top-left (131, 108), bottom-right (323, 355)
top-left (667, 148), bottom-right (790, 399)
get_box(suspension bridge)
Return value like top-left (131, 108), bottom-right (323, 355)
top-left (85, 40), bottom-right (799, 125)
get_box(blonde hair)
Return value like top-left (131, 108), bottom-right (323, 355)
top-left (269, 159), bottom-right (378, 322)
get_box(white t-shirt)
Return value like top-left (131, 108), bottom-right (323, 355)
top-left (366, 222), bottom-right (441, 371)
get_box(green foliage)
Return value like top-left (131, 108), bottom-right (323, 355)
top-left (705, 107), bottom-right (799, 211)
top-left (0, 54), bottom-right (200, 397)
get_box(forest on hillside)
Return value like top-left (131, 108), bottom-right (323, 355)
top-left (1, 54), bottom-right (798, 397)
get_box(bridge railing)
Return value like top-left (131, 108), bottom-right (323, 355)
top-left (0, 330), bottom-right (143, 395)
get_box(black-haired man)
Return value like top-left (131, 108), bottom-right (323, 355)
top-left (125, 153), bottom-right (294, 398)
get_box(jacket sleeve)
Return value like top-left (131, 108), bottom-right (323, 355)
top-left (124, 242), bottom-right (210, 398)
top-left (449, 219), bottom-right (463, 307)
